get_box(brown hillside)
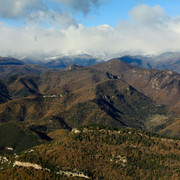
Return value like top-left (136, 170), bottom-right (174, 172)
top-left (0, 66), bottom-right (178, 136)
top-left (92, 59), bottom-right (180, 109)
top-left (6, 68), bottom-right (109, 98)
top-left (0, 68), bottom-right (172, 135)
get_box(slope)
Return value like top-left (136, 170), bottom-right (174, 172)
top-left (0, 79), bottom-right (11, 103)
top-left (0, 126), bottom-right (179, 179)
top-left (0, 67), bottom-right (169, 135)
top-left (92, 59), bottom-right (180, 110)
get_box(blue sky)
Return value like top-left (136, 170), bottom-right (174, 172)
top-left (80, 0), bottom-right (180, 27)
top-left (1, 0), bottom-right (180, 27)
top-left (0, 0), bottom-right (180, 57)
top-left (82, 0), bottom-right (140, 27)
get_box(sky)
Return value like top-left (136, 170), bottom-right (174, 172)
top-left (0, 0), bottom-right (180, 58)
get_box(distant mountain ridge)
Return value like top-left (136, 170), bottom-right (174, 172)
top-left (151, 52), bottom-right (180, 73)
top-left (117, 52), bottom-right (180, 73)
top-left (114, 56), bottom-right (152, 69)
top-left (0, 57), bottom-right (50, 79)
top-left (19, 54), bottom-right (104, 68)
top-left (0, 57), bottom-right (24, 65)
top-left (3, 51), bottom-right (180, 73)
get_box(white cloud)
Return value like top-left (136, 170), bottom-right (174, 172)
top-left (170, 16), bottom-right (180, 34)
top-left (1, 4), bottom-right (180, 57)
top-left (129, 4), bottom-right (166, 25)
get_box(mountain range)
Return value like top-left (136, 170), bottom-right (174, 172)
top-left (0, 53), bottom-right (179, 179)
top-left (113, 52), bottom-right (180, 74)
top-left (11, 51), bottom-right (180, 73)
top-left (0, 55), bottom-right (179, 137)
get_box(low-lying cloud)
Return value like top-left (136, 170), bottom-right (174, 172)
top-left (0, 4), bottom-right (180, 57)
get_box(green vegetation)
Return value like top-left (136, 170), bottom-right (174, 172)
top-left (0, 125), bottom-right (179, 179)
top-left (0, 123), bottom-right (40, 153)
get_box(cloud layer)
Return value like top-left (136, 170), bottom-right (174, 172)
top-left (0, 4), bottom-right (180, 57)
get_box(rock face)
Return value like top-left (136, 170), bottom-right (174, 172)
top-left (65, 64), bottom-right (84, 71)
top-left (13, 161), bottom-right (42, 169)
top-left (13, 160), bottom-right (90, 179)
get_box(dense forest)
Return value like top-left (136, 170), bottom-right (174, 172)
top-left (0, 125), bottom-right (179, 179)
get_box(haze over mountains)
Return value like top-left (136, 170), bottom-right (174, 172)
top-left (3, 51), bottom-right (180, 74)
top-left (116, 52), bottom-right (180, 74)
